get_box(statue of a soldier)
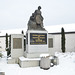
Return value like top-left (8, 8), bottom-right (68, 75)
top-left (27, 6), bottom-right (45, 30)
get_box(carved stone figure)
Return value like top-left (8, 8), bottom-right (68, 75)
top-left (27, 6), bottom-right (45, 30)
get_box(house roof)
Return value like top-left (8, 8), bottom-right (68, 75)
top-left (45, 23), bottom-right (75, 33)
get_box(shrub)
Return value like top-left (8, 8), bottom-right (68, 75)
top-left (6, 48), bottom-right (11, 56)
top-left (0, 53), bottom-right (3, 58)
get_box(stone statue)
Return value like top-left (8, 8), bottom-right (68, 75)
top-left (27, 6), bottom-right (45, 30)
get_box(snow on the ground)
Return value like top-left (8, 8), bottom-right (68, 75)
top-left (0, 51), bottom-right (75, 75)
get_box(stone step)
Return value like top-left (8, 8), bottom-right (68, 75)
top-left (19, 56), bottom-right (40, 68)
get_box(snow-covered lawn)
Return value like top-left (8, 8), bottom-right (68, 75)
top-left (0, 51), bottom-right (75, 75)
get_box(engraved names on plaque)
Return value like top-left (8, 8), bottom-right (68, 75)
top-left (30, 33), bottom-right (47, 45)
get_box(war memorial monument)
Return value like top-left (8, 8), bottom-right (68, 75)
top-left (8, 6), bottom-right (52, 68)
top-left (25, 6), bottom-right (48, 58)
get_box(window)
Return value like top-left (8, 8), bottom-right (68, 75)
top-left (48, 38), bottom-right (53, 48)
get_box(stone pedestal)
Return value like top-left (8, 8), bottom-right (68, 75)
top-left (8, 34), bottom-right (24, 64)
top-left (11, 34), bottom-right (24, 58)
top-left (25, 30), bottom-right (48, 58)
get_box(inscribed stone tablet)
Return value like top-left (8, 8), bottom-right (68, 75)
top-left (13, 38), bottom-right (22, 49)
top-left (0, 72), bottom-right (5, 75)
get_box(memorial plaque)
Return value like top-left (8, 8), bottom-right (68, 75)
top-left (0, 72), bottom-right (5, 75)
top-left (13, 38), bottom-right (22, 49)
top-left (30, 33), bottom-right (47, 45)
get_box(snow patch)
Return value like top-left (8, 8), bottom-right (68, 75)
top-left (0, 51), bottom-right (75, 75)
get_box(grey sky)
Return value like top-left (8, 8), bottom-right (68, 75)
top-left (0, 0), bottom-right (75, 30)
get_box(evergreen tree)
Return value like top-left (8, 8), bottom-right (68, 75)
top-left (6, 34), bottom-right (11, 56)
top-left (6, 33), bottom-right (8, 48)
top-left (61, 27), bottom-right (65, 53)
top-left (21, 30), bottom-right (24, 34)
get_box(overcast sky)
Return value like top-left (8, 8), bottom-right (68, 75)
top-left (0, 0), bottom-right (75, 30)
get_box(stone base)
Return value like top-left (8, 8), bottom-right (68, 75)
top-left (24, 51), bottom-right (49, 58)
top-left (7, 58), bottom-right (19, 64)
top-left (19, 56), bottom-right (40, 68)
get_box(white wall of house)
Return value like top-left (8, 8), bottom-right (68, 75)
top-left (0, 37), bottom-right (6, 51)
top-left (48, 34), bottom-right (62, 55)
top-left (48, 33), bottom-right (75, 55)
top-left (65, 34), bottom-right (75, 52)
